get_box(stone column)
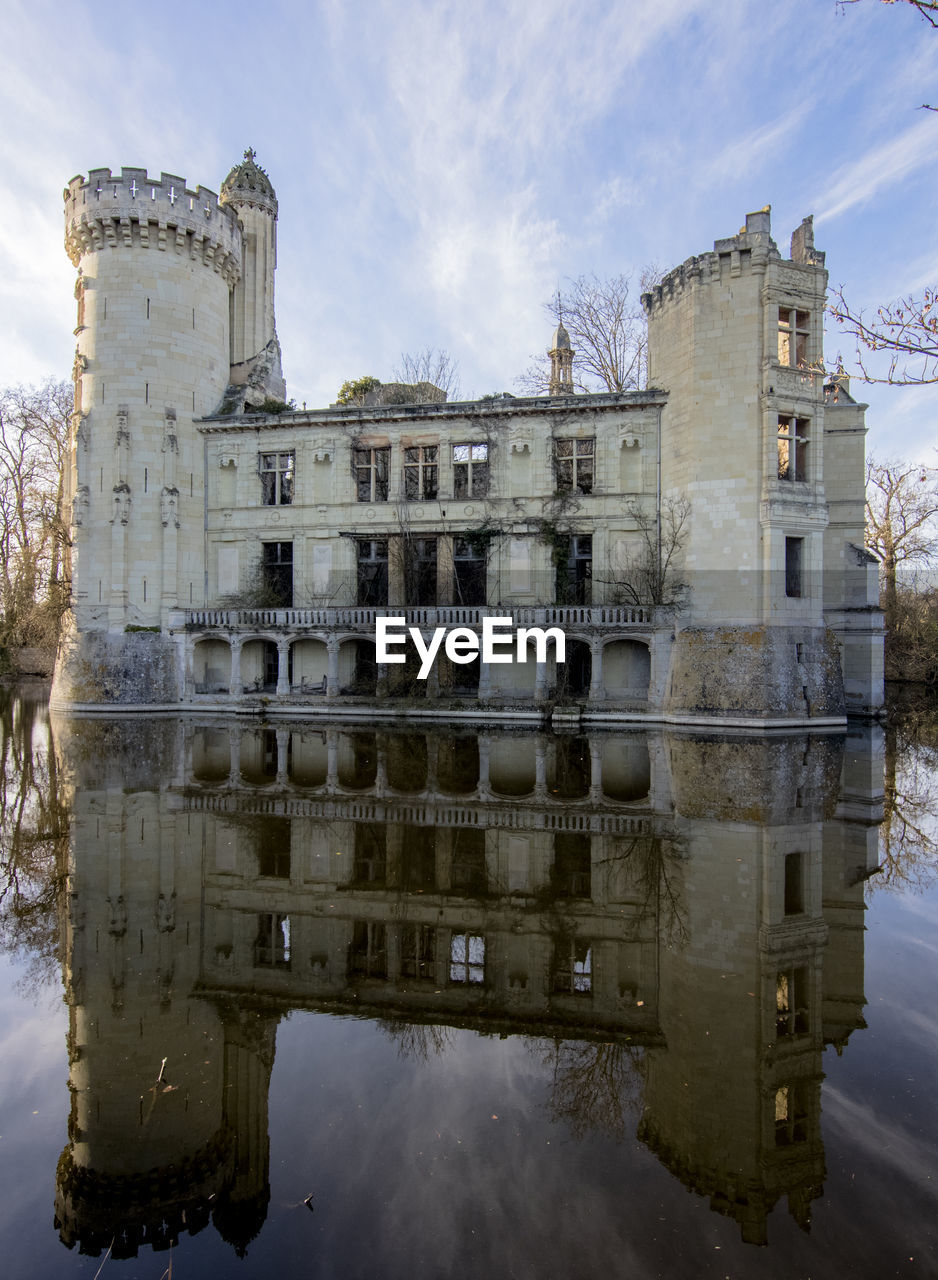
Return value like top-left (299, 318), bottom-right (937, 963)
top-left (534, 660), bottom-right (548, 704)
top-left (228, 726), bottom-right (242, 786)
top-left (534, 738), bottom-right (548, 799)
top-left (477, 736), bottom-right (492, 799)
top-left (276, 637), bottom-right (290, 696)
top-left (589, 637), bottom-right (604, 703)
top-left (276, 729), bottom-right (290, 786)
top-left (229, 637), bottom-right (242, 697)
top-left (376, 662), bottom-right (389, 698)
top-left (589, 739), bottom-right (603, 801)
top-left (327, 635), bottom-right (340, 698)
top-left (326, 729), bottom-right (338, 791)
top-left (478, 658), bottom-right (493, 704)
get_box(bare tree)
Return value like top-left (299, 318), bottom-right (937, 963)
top-left (0, 380), bottom-right (71, 665)
top-left (839, 1), bottom-right (938, 32)
top-left (601, 497), bottom-right (690, 607)
top-left (865, 457), bottom-right (938, 605)
top-left (828, 288), bottom-right (938, 385)
top-left (392, 347), bottom-right (461, 401)
top-left (517, 270), bottom-right (660, 395)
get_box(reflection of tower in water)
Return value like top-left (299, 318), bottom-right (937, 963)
top-left (52, 717), bottom-right (882, 1256)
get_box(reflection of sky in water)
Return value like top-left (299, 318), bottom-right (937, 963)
top-left (1, 696), bottom-right (937, 1277)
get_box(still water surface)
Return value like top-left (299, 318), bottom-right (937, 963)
top-left (0, 689), bottom-right (936, 1278)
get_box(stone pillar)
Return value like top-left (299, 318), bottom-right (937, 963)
top-left (326, 729), bottom-right (338, 791)
top-left (276, 638), bottom-right (290, 696)
top-left (425, 737), bottom-right (438, 796)
top-left (534, 738), bottom-right (548, 799)
top-left (229, 637), bottom-right (242, 697)
top-left (275, 729), bottom-right (290, 786)
top-left (589, 637), bottom-right (604, 703)
top-left (479, 658), bottom-right (493, 704)
top-left (228, 726), bottom-right (242, 786)
top-left (534, 659), bottom-right (548, 704)
top-left (376, 662), bottom-right (389, 698)
top-left (327, 635), bottom-right (340, 698)
top-left (374, 735), bottom-right (388, 796)
top-left (589, 739), bottom-right (603, 801)
top-left (477, 736), bottom-right (492, 799)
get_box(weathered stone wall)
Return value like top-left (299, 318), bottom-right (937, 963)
top-left (52, 621), bottom-right (181, 707)
top-left (663, 624), bottom-right (844, 721)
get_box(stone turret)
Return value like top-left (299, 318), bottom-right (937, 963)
top-left (548, 319), bottom-right (574, 395)
top-left (219, 149), bottom-right (286, 411)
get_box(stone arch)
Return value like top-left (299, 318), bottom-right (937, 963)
top-left (340, 638), bottom-right (377, 695)
top-left (192, 727), bottom-right (230, 781)
top-left (556, 637), bottom-right (591, 699)
top-left (601, 735), bottom-right (651, 802)
top-left (193, 637), bottom-right (230, 693)
top-left (240, 636), bottom-right (279, 691)
top-left (602, 638), bottom-right (650, 700)
top-left (490, 736), bottom-right (535, 796)
top-left (291, 637), bottom-right (328, 691)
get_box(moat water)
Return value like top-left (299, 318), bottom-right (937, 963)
top-left (1, 687), bottom-right (936, 1279)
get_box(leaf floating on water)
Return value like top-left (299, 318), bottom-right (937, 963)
top-left (304, 1194), bottom-right (315, 1214)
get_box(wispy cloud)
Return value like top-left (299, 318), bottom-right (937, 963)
top-left (815, 113), bottom-right (938, 223)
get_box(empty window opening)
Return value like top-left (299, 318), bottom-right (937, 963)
top-left (552, 938), bottom-right (592, 995)
top-left (450, 932), bottom-right (485, 984)
top-left (404, 444), bottom-right (438, 500)
top-left (555, 534), bottom-right (592, 605)
top-left (401, 925), bottom-right (437, 981)
top-left (453, 537), bottom-right (486, 605)
top-left (354, 446), bottom-right (390, 502)
top-left (778, 308), bottom-right (810, 366)
top-left (555, 437), bottom-right (594, 494)
top-left (255, 913), bottom-right (290, 968)
top-left (357, 539), bottom-right (388, 606)
top-left (775, 1082), bottom-right (809, 1146)
top-left (262, 541), bottom-right (293, 607)
top-left (776, 967), bottom-right (809, 1037)
top-left (260, 451), bottom-right (295, 505)
top-left (349, 921), bottom-right (387, 978)
top-left (404, 536), bottom-right (438, 606)
top-left (453, 442), bottom-right (489, 498)
top-left (777, 416), bottom-right (808, 482)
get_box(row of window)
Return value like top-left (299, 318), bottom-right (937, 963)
top-left (261, 413), bottom-right (807, 513)
top-left (260, 438), bottom-right (595, 507)
top-left (254, 914), bottom-right (593, 995)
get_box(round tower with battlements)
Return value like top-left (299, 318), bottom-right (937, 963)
top-left (53, 165), bottom-right (243, 707)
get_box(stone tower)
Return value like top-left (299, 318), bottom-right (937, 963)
top-left (548, 319), bottom-right (574, 395)
top-left (642, 208), bottom-right (879, 719)
top-left (53, 163), bottom-right (245, 706)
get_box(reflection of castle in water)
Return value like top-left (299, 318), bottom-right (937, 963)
top-left (54, 718), bottom-right (883, 1257)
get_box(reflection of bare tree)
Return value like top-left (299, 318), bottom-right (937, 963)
top-left (0, 688), bottom-right (69, 992)
top-left (378, 1018), bottom-right (454, 1062)
top-left (601, 835), bottom-right (688, 948)
top-left (875, 707), bottom-right (938, 893)
top-left (538, 1038), bottom-right (643, 1142)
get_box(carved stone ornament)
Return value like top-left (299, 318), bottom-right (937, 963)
top-left (160, 485), bottom-right (180, 528)
top-left (163, 408), bottom-right (178, 453)
top-left (314, 439), bottom-right (335, 462)
top-left (510, 424), bottom-right (532, 454)
top-left (72, 484), bottom-right (90, 528)
top-left (116, 404), bottom-right (130, 446)
top-left (111, 482), bottom-right (131, 525)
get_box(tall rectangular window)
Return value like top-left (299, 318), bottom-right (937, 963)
top-left (776, 967), bottom-right (809, 1037)
top-left (404, 445), bottom-right (438, 499)
top-left (784, 852), bottom-right (804, 914)
top-left (555, 437), bottom-right (594, 494)
top-left (453, 537), bottom-right (486, 605)
top-left (401, 925), bottom-right (437, 981)
top-left (404, 536), bottom-right (438, 606)
top-left (450, 932), bottom-right (485, 984)
top-left (778, 308), bottom-right (810, 366)
top-left (552, 938), bottom-right (592, 995)
top-left (354, 447), bottom-right (389, 502)
top-left (255, 913), bottom-right (290, 968)
top-left (785, 537), bottom-right (803, 599)
top-left (774, 1082), bottom-right (809, 1146)
top-left (259, 451), bottom-right (294, 505)
top-left (349, 921), bottom-right (387, 978)
top-left (555, 534), bottom-right (592, 605)
top-left (453, 442), bottom-right (489, 498)
top-left (357, 539), bottom-right (388, 606)
top-left (262, 541), bottom-right (293, 607)
top-left (777, 416), bottom-right (809, 481)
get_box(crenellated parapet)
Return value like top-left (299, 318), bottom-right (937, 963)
top-left (642, 209), bottom-right (782, 315)
top-left (64, 168), bottom-right (242, 286)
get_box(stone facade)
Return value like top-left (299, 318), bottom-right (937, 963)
top-left (52, 156), bottom-right (883, 725)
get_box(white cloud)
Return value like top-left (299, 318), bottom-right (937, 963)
top-left (815, 113), bottom-right (938, 223)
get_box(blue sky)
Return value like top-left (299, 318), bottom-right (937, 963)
top-left (2, 0), bottom-right (936, 459)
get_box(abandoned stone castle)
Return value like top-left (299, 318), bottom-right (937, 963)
top-left (52, 151), bottom-right (883, 725)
